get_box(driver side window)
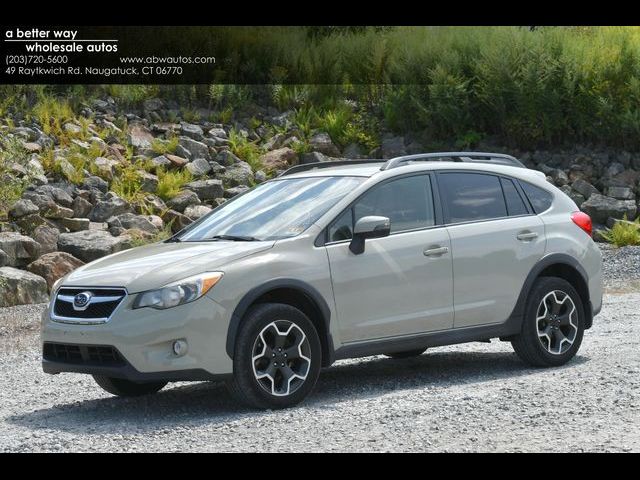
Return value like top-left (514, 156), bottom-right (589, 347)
top-left (327, 174), bottom-right (435, 242)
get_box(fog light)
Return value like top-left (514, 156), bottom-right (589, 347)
top-left (172, 340), bottom-right (188, 357)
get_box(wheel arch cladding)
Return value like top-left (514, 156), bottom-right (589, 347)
top-left (226, 279), bottom-right (334, 366)
top-left (514, 254), bottom-right (593, 330)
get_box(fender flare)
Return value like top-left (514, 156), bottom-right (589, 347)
top-left (225, 278), bottom-right (333, 361)
top-left (509, 253), bottom-right (592, 327)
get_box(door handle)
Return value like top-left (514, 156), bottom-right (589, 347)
top-left (517, 231), bottom-right (538, 241)
top-left (423, 246), bottom-right (449, 257)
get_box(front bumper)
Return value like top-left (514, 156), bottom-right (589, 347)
top-left (41, 293), bottom-right (234, 380)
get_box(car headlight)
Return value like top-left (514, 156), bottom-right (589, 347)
top-left (133, 272), bottom-right (224, 310)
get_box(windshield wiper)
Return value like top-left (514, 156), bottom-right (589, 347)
top-left (165, 237), bottom-right (182, 243)
top-left (206, 235), bottom-right (261, 242)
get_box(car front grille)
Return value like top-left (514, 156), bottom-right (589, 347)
top-left (52, 287), bottom-right (127, 323)
top-left (43, 343), bottom-right (126, 367)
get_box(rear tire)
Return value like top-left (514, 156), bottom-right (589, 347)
top-left (384, 348), bottom-right (427, 359)
top-left (226, 303), bottom-right (322, 409)
top-left (93, 375), bottom-right (167, 397)
top-left (511, 277), bottom-right (585, 367)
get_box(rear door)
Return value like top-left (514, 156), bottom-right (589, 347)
top-left (437, 172), bottom-right (546, 328)
top-left (325, 173), bottom-right (454, 343)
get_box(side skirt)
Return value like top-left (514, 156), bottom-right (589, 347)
top-left (333, 315), bottom-right (522, 360)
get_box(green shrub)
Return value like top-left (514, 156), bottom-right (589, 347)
top-left (151, 136), bottom-right (180, 155)
top-left (228, 129), bottom-right (263, 171)
top-left (107, 85), bottom-right (158, 105)
top-left (156, 168), bottom-right (193, 201)
top-left (601, 217), bottom-right (640, 247)
top-left (31, 95), bottom-right (75, 138)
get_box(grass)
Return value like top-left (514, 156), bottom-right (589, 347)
top-left (128, 223), bottom-right (174, 248)
top-left (228, 128), bottom-right (263, 171)
top-left (601, 216), bottom-right (640, 247)
top-left (151, 136), bottom-right (180, 155)
top-left (31, 96), bottom-right (75, 138)
top-left (156, 168), bottom-right (193, 201)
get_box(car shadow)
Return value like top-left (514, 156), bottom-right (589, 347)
top-left (8, 350), bottom-right (589, 435)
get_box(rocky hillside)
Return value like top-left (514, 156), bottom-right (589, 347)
top-left (0, 95), bottom-right (639, 307)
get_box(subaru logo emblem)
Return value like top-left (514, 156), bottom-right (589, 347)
top-left (73, 291), bottom-right (93, 310)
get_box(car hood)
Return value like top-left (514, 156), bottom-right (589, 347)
top-left (61, 240), bottom-right (275, 293)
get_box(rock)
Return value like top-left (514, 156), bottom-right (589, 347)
top-left (56, 158), bottom-right (77, 180)
top-left (550, 169), bottom-right (569, 187)
top-left (27, 252), bottom-right (85, 291)
top-left (72, 196), bottom-right (93, 218)
top-left (165, 153), bottom-right (189, 168)
top-left (108, 213), bottom-right (159, 234)
top-left (143, 98), bottom-right (164, 112)
top-left (571, 179), bottom-right (599, 200)
top-left (381, 136), bottom-right (406, 158)
top-left (216, 150), bottom-right (242, 166)
top-left (59, 217), bottom-right (90, 232)
top-left (184, 204), bottom-right (213, 220)
top-left (608, 186), bottom-right (635, 200)
top-left (300, 151), bottom-right (332, 164)
top-left (208, 127), bottom-right (227, 139)
top-left (0, 267), bottom-right (49, 307)
top-left (580, 194), bottom-right (637, 224)
top-left (14, 214), bottom-right (47, 234)
top-left (89, 194), bottom-right (132, 222)
top-left (224, 186), bottom-right (250, 198)
top-left (221, 161), bottom-right (254, 187)
top-left (186, 158), bottom-right (212, 177)
top-left (41, 203), bottom-right (74, 220)
top-left (0, 232), bottom-right (41, 268)
top-left (8, 199), bottom-right (39, 219)
top-left (255, 170), bottom-right (267, 183)
top-left (63, 122), bottom-right (82, 135)
top-left (139, 171), bottom-right (159, 193)
top-left (185, 179), bottom-right (224, 200)
top-left (38, 186), bottom-right (74, 208)
top-left (179, 136), bottom-right (210, 160)
top-left (58, 230), bottom-right (132, 263)
top-left (128, 124), bottom-right (155, 149)
top-left (93, 157), bottom-right (119, 180)
top-left (0, 249), bottom-right (7, 267)
top-left (161, 209), bottom-right (193, 233)
top-left (32, 225), bottom-right (59, 255)
top-left (181, 122), bottom-right (204, 140)
top-left (343, 143), bottom-right (366, 159)
top-left (22, 142), bottom-right (42, 153)
top-left (259, 147), bottom-right (298, 172)
top-left (151, 155), bottom-right (172, 169)
top-left (82, 175), bottom-right (109, 193)
top-left (606, 162), bottom-right (625, 177)
top-left (310, 132), bottom-right (340, 156)
top-left (167, 190), bottom-right (201, 212)
top-left (140, 194), bottom-right (167, 214)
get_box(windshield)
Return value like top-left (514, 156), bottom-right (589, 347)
top-left (176, 176), bottom-right (365, 242)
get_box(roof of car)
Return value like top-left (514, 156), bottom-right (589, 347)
top-left (280, 159), bottom-right (546, 183)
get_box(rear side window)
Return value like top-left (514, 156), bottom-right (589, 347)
top-left (500, 177), bottom-right (529, 216)
top-left (520, 181), bottom-right (553, 214)
top-left (439, 173), bottom-right (507, 223)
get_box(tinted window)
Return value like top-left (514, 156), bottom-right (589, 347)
top-left (328, 175), bottom-right (435, 241)
top-left (354, 175), bottom-right (435, 233)
top-left (500, 177), bottom-right (528, 216)
top-left (329, 209), bottom-right (354, 242)
top-left (520, 181), bottom-right (553, 214)
top-left (439, 173), bottom-right (507, 223)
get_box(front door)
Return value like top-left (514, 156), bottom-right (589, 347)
top-left (325, 174), bottom-right (454, 343)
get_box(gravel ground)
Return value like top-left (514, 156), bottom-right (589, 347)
top-left (0, 245), bottom-right (638, 452)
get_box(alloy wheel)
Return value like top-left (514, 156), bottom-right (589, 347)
top-left (251, 320), bottom-right (312, 396)
top-left (536, 290), bottom-right (578, 355)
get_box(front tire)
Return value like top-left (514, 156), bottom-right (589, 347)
top-left (93, 375), bottom-right (167, 397)
top-left (226, 303), bottom-right (322, 409)
top-left (511, 277), bottom-right (585, 367)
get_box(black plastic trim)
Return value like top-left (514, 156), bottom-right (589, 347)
top-left (42, 343), bottom-right (225, 383)
top-left (225, 278), bottom-right (334, 363)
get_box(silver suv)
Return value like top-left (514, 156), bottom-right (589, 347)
top-left (42, 152), bottom-right (603, 409)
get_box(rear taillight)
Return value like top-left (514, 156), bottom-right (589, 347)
top-left (571, 211), bottom-right (592, 237)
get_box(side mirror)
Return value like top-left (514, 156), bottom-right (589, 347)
top-left (349, 216), bottom-right (391, 254)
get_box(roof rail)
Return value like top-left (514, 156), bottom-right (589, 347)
top-left (279, 159), bottom-right (386, 177)
top-left (381, 152), bottom-right (525, 170)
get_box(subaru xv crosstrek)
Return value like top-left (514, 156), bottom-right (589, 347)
top-left (41, 152), bottom-right (603, 409)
